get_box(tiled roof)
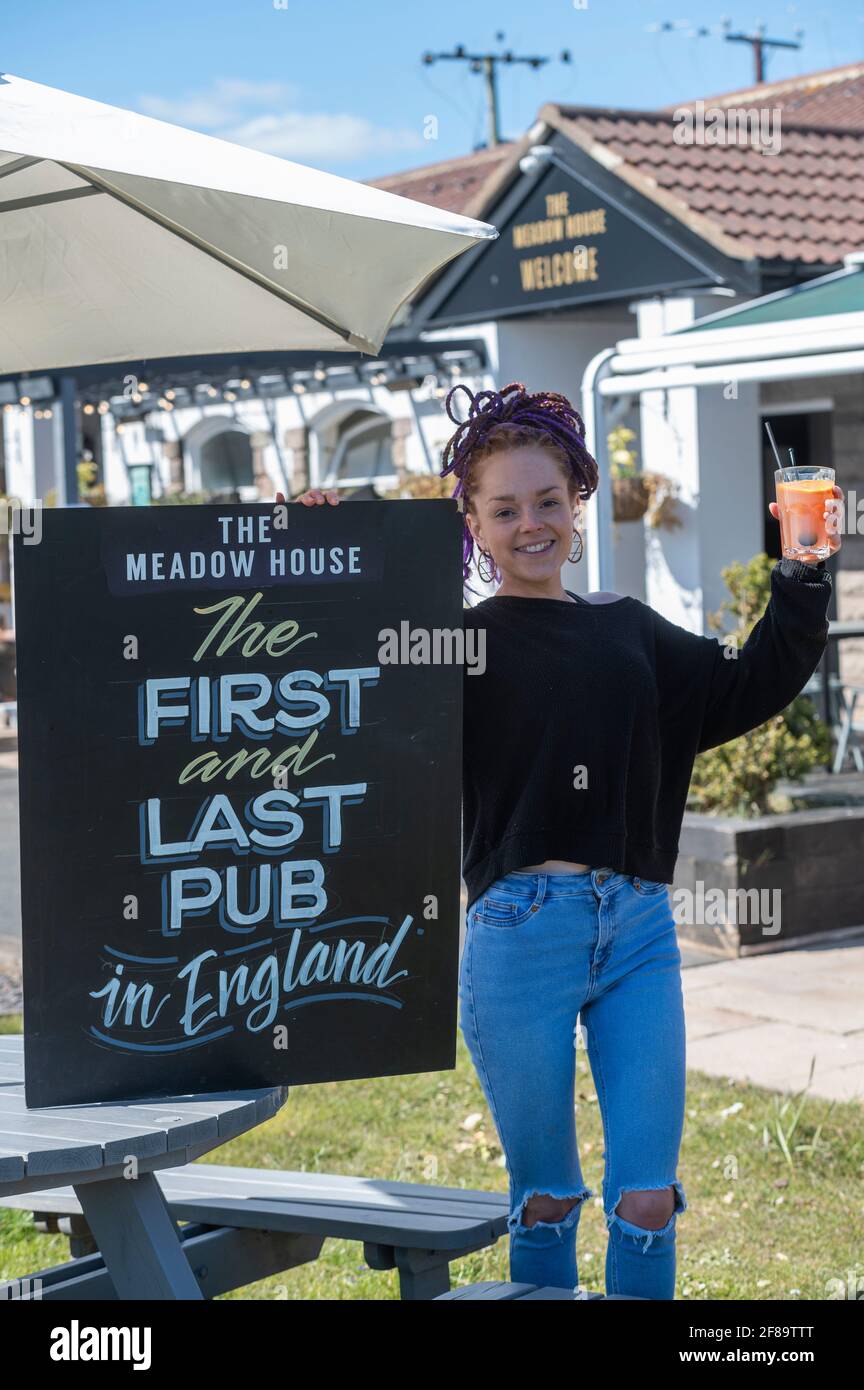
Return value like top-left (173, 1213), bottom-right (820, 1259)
top-left (368, 64), bottom-right (864, 273)
top-left (366, 143), bottom-right (515, 216)
top-left (547, 103), bottom-right (864, 267)
top-left (666, 62), bottom-right (864, 130)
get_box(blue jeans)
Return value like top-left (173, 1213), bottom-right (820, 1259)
top-left (458, 867), bottom-right (688, 1299)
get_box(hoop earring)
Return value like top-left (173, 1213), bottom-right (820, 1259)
top-left (568, 523), bottom-right (583, 565)
top-left (477, 548), bottom-right (497, 583)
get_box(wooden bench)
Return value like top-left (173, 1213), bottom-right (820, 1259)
top-left (2, 1219), bottom-right (325, 1301)
top-left (1, 1161), bottom-right (510, 1300)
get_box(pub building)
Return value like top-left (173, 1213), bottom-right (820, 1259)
top-left (1, 60), bottom-right (863, 688)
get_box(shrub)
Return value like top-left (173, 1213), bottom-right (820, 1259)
top-left (152, 490), bottom-right (209, 505)
top-left (687, 554), bottom-right (831, 817)
top-left (380, 474), bottom-right (458, 501)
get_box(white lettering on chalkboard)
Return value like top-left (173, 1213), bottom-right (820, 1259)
top-left (86, 581), bottom-right (421, 1054)
top-left (140, 668), bottom-right (380, 741)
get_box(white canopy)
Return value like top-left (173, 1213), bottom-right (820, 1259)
top-left (580, 256), bottom-right (864, 591)
top-left (0, 72), bottom-right (498, 373)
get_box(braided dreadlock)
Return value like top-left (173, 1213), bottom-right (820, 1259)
top-left (439, 381), bottom-right (599, 589)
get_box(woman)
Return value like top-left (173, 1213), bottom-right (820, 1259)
top-left (286, 380), bottom-right (841, 1299)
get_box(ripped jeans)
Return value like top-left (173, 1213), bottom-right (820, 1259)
top-left (459, 867), bottom-right (688, 1299)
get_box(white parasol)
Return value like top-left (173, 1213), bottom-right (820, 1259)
top-left (0, 71), bottom-right (497, 373)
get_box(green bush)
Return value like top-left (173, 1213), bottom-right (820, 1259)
top-left (687, 554), bottom-right (831, 817)
top-left (380, 475), bottom-right (458, 500)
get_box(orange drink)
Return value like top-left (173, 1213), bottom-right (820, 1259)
top-left (774, 467), bottom-right (835, 561)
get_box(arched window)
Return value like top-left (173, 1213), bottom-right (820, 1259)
top-left (199, 429), bottom-right (254, 493)
top-left (314, 406), bottom-right (397, 490)
top-left (183, 417), bottom-right (256, 499)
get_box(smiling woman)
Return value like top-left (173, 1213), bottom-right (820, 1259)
top-left (432, 377), bottom-right (835, 1301)
top-left (471, 465), bottom-right (583, 597)
top-left (440, 381), bottom-right (597, 603)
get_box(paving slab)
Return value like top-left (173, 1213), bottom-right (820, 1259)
top-left (688, 978), bottom-right (863, 1034)
top-left (684, 1018), bottom-right (864, 1101)
top-left (682, 934), bottom-right (864, 1103)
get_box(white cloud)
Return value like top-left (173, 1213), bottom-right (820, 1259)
top-left (223, 112), bottom-right (424, 161)
top-left (137, 79), bottom-right (423, 163)
top-left (138, 78), bottom-right (300, 128)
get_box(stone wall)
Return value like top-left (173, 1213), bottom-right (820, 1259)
top-left (677, 806), bottom-right (864, 953)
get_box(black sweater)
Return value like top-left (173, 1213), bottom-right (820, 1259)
top-left (461, 557), bottom-right (831, 909)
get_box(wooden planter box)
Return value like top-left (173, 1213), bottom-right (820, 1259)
top-left (673, 806), bottom-right (864, 956)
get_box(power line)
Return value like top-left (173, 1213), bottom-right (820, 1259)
top-left (646, 17), bottom-right (805, 84)
top-left (421, 34), bottom-right (572, 148)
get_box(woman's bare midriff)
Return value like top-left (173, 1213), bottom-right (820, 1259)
top-left (520, 859), bottom-right (592, 874)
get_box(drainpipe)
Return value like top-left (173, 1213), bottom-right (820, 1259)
top-left (581, 348), bottom-right (617, 593)
top-left (57, 375), bottom-right (79, 506)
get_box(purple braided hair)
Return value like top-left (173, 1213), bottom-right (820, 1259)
top-left (439, 380), bottom-right (599, 589)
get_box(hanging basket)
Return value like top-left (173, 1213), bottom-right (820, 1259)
top-left (612, 475), bottom-right (651, 522)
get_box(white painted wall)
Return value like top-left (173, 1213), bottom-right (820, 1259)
top-left (636, 295), bottom-right (761, 633)
top-left (102, 413), bottom-right (130, 504)
top-left (496, 314), bottom-right (628, 400)
top-left (696, 378), bottom-right (762, 622)
top-left (31, 415), bottom-right (55, 503)
top-left (4, 407), bottom-right (33, 502)
top-left (495, 312), bottom-right (641, 598)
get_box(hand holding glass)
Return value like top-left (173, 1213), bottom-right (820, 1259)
top-left (772, 467), bottom-right (842, 562)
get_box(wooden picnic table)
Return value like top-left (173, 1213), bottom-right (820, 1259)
top-left (0, 1034), bottom-right (286, 1299)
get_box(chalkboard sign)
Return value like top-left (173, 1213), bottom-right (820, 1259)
top-left (14, 500), bottom-right (463, 1107)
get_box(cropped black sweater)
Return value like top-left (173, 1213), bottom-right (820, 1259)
top-left (461, 557), bottom-right (832, 909)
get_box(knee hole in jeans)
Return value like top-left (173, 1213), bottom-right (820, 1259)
top-left (614, 1185), bottom-right (677, 1231)
top-left (513, 1188), bottom-right (591, 1232)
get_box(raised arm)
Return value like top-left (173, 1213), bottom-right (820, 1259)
top-left (650, 557), bottom-right (832, 756)
top-left (698, 558), bottom-right (831, 752)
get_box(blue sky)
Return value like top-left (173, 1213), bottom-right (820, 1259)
top-left (6, 0), bottom-right (864, 179)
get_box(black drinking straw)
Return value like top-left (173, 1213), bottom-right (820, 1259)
top-left (763, 420), bottom-right (784, 469)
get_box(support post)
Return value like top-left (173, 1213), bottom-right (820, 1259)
top-left (57, 375), bottom-right (79, 506)
top-left (581, 349), bottom-right (616, 592)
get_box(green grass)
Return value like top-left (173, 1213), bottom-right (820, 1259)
top-left (1, 1012), bottom-right (862, 1300)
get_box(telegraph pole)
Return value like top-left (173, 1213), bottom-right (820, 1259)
top-left (421, 36), bottom-right (571, 148)
top-left (724, 23), bottom-right (803, 84)
top-left (647, 18), bottom-right (804, 84)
